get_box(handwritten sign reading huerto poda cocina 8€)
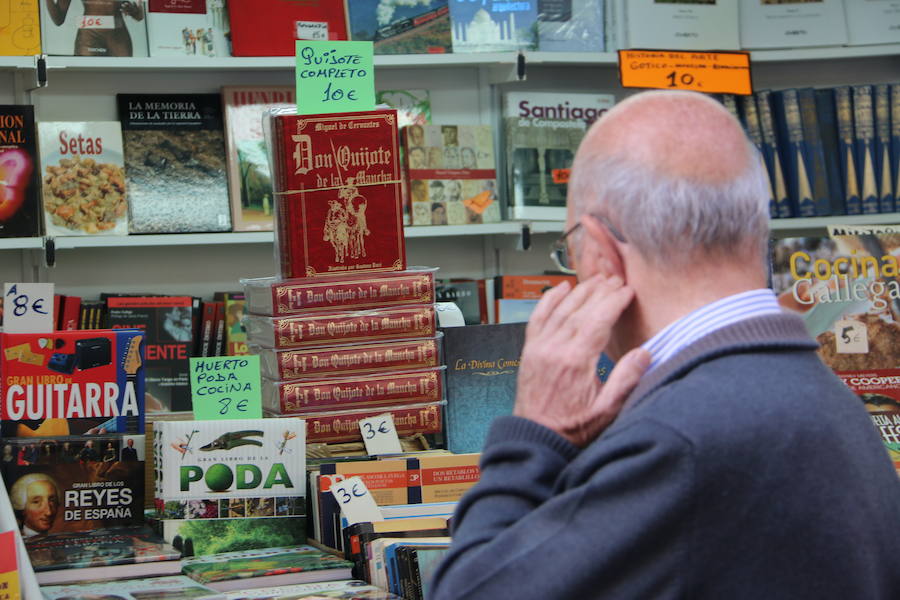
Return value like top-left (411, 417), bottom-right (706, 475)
top-left (296, 40), bottom-right (376, 115)
top-left (618, 50), bottom-right (753, 96)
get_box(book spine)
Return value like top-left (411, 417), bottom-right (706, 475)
top-left (302, 403), bottom-right (443, 443)
top-left (874, 84), bottom-right (895, 213)
top-left (274, 370), bottom-right (444, 414)
top-left (60, 295), bottom-right (81, 330)
top-left (274, 338), bottom-right (441, 379)
top-left (813, 88), bottom-right (847, 216)
top-left (755, 90), bottom-right (793, 218)
top-left (274, 306), bottom-right (437, 349)
top-left (893, 84), bottom-right (900, 211)
top-left (212, 301), bottom-right (226, 357)
top-left (719, 94), bottom-right (740, 121)
top-left (270, 272), bottom-right (435, 315)
top-left (774, 89), bottom-right (816, 218)
top-left (739, 95), bottom-right (776, 218)
top-left (797, 88), bottom-right (835, 216)
top-left (834, 87), bottom-right (863, 215)
top-left (853, 85), bottom-right (880, 214)
top-left (199, 302), bottom-right (216, 357)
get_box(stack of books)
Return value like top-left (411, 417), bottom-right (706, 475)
top-left (152, 418), bottom-right (307, 557)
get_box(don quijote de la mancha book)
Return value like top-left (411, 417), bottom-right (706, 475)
top-left (0, 329), bottom-right (147, 537)
top-left (771, 226), bottom-right (900, 475)
top-left (268, 108), bottom-right (406, 279)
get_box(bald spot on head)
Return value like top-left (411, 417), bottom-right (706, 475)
top-left (584, 91), bottom-right (751, 185)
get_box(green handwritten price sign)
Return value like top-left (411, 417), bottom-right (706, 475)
top-left (296, 40), bottom-right (376, 115)
top-left (189, 356), bottom-right (263, 421)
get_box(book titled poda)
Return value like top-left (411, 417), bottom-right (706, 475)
top-left (268, 109), bottom-right (406, 279)
top-left (0, 329), bottom-right (145, 437)
top-left (154, 419), bottom-right (305, 502)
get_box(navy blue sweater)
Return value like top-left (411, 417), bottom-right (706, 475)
top-left (430, 313), bottom-right (900, 599)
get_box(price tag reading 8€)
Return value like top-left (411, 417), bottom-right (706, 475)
top-left (359, 413), bottom-right (403, 456)
top-left (330, 476), bottom-right (384, 526)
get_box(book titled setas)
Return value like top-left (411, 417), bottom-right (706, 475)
top-left (0, 105), bottom-right (41, 238)
top-left (268, 109), bottom-right (405, 279)
top-left (0, 328), bottom-right (145, 437)
top-left (181, 545), bottom-right (352, 592)
top-left (118, 93), bottom-right (231, 233)
top-left (3, 434), bottom-right (146, 537)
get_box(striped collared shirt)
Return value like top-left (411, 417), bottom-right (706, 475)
top-left (641, 289), bottom-right (783, 372)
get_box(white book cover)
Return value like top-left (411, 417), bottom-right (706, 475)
top-left (38, 121), bottom-right (129, 236)
top-left (843, 0), bottom-right (900, 46)
top-left (40, 0), bottom-right (149, 56)
top-left (147, 0), bottom-right (227, 57)
top-left (739, 0), bottom-right (848, 49)
top-left (503, 91), bottom-right (615, 221)
top-left (625, 0), bottom-right (739, 51)
top-left (154, 419), bottom-right (305, 502)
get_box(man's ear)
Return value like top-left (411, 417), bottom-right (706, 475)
top-left (580, 214), bottom-right (625, 280)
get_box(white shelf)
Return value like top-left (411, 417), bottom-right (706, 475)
top-left (0, 237), bottom-right (42, 250)
top-left (1, 44), bottom-right (897, 72)
top-left (770, 213), bottom-right (900, 236)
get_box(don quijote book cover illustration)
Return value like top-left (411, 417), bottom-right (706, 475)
top-left (269, 109), bottom-right (405, 279)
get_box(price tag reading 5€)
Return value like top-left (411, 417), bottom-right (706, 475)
top-left (359, 413), bottom-right (403, 455)
top-left (330, 476), bottom-right (384, 526)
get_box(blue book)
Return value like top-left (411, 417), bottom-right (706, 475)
top-left (773, 89), bottom-right (817, 218)
top-left (893, 84), bottom-right (900, 212)
top-left (449, 0), bottom-right (539, 52)
top-left (853, 85), bottom-right (880, 214)
top-left (812, 88), bottom-right (846, 216)
top-left (834, 87), bottom-right (863, 215)
top-left (740, 94), bottom-right (777, 218)
top-left (756, 90), bottom-right (793, 218)
top-left (443, 322), bottom-right (525, 454)
top-left (874, 84), bottom-right (895, 213)
top-left (537, 0), bottom-right (604, 52)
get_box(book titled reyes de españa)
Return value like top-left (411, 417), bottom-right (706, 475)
top-left (267, 109), bottom-right (406, 279)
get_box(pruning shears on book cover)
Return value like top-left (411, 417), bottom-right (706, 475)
top-left (277, 430), bottom-right (298, 455)
top-left (171, 429), bottom-right (200, 461)
top-left (200, 430), bottom-right (264, 451)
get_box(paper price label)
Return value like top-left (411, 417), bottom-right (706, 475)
top-left (78, 15), bottom-right (114, 29)
top-left (835, 319), bottom-right (869, 354)
top-left (330, 476), bottom-right (384, 526)
top-left (190, 356), bottom-right (263, 420)
top-left (296, 21), bottom-right (328, 41)
top-left (618, 50), bottom-right (752, 96)
top-left (3, 283), bottom-right (54, 333)
top-left (359, 413), bottom-right (403, 455)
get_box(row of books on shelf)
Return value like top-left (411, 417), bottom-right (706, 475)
top-left (4, 1), bottom-right (900, 61)
top-left (721, 83), bottom-right (900, 218)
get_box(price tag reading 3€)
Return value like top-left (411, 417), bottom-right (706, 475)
top-left (330, 476), bottom-right (384, 526)
top-left (359, 413), bottom-right (403, 456)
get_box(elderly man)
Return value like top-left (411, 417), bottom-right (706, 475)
top-left (430, 91), bottom-right (900, 599)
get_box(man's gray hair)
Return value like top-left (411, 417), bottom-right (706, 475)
top-left (569, 139), bottom-right (771, 269)
top-left (9, 472), bottom-right (59, 511)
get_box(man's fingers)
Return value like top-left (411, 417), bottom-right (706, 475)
top-left (526, 280), bottom-right (572, 336)
top-left (595, 348), bottom-right (651, 414)
top-left (574, 285), bottom-right (635, 348)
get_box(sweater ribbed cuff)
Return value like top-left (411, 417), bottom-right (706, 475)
top-left (485, 416), bottom-right (580, 462)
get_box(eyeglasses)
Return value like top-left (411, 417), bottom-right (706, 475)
top-left (550, 214), bottom-right (626, 275)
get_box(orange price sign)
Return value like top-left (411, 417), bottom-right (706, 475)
top-left (617, 50), bottom-right (753, 96)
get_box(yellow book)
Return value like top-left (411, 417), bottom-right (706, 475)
top-left (0, 0), bottom-right (40, 56)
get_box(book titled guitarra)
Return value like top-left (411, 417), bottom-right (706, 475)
top-left (268, 109), bottom-right (406, 279)
top-left (0, 329), bottom-right (145, 437)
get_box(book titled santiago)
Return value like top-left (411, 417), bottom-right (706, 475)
top-left (181, 545), bottom-right (352, 592)
top-left (42, 575), bottom-right (222, 600)
top-left (0, 105), bottom-right (41, 238)
top-left (222, 86), bottom-right (295, 232)
top-left (38, 121), bottom-right (129, 236)
top-left (503, 91), bottom-right (615, 221)
top-left (118, 93), bottom-right (231, 233)
top-left (0, 328), bottom-right (145, 437)
top-left (268, 109), bottom-right (406, 279)
top-left (25, 526), bottom-right (180, 585)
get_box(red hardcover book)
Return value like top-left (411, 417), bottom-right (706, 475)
top-left (198, 301), bottom-right (217, 357)
top-left (270, 109), bottom-right (406, 279)
top-left (60, 295), bottom-right (82, 330)
top-left (264, 368), bottom-right (445, 414)
top-left (228, 0), bottom-right (349, 56)
top-left (53, 293), bottom-right (62, 329)
top-left (295, 402), bottom-right (443, 444)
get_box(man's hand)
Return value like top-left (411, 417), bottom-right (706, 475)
top-left (514, 275), bottom-right (650, 447)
